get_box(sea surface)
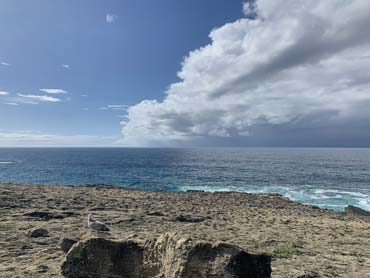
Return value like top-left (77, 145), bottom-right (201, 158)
top-left (0, 148), bottom-right (369, 212)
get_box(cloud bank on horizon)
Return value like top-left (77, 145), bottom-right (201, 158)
top-left (0, 130), bottom-right (117, 147)
top-left (121, 0), bottom-right (370, 146)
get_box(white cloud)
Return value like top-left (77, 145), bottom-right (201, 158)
top-left (17, 100), bottom-right (39, 105)
top-left (108, 104), bottom-right (128, 110)
top-left (121, 0), bottom-right (370, 146)
top-left (4, 102), bottom-right (18, 106)
top-left (242, 2), bottom-right (256, 17)
top-left (106, 13), bottom-right (118, 23)
top-left (61, 64), bottom-right (70, 69)
top-left (0, 58), bottom-right (10, 66)
top-left (39, 88), bottom-right (67, 94)
top-left (81, 94), bottom-right (88, 97)
top-left (17, 93), bottom-right (62, 103)
top-left (100, 104), bottom-right (128, 111)
top-left (0, 91), bottom-right (9, 96)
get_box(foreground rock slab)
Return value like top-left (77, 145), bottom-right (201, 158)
top-left (61, 233), bottom-right (271, 278)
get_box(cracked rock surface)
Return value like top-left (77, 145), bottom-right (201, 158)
top-left (61, 233), bottom-right (271, 278)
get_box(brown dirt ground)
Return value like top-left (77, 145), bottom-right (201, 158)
top-left (0, 183), bottom-right (369, 277)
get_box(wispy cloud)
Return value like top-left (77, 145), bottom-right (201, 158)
top-left (0, 58), bottom-right (11, 67)
top-left (100, 104), bottom-right (128, 111)
top-left (80, 94), bottom-right (88, 97)
top-left (116, 115), bottom-right (128, 119)
top-left (17, 93), bottom-right (62, 103)
top-left (107, 104), bottom-right (128, 108)
top-left (39, 88), bottom-right (67, 94)
top-left (0, 91), bottom-right (9, 96)
top-left (106, 13), bottom-right (118, 23)
top-left (0, 58), bottom-right (10, 66)
top-left (4, 102), bottom-right (18, 106)
top-left (61, 64), bottom-right (70, 69)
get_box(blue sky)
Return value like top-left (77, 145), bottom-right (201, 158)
top-left (0, 0), bottom-right (245, 146)
top-left (1, 0), bottom-right (370, 147)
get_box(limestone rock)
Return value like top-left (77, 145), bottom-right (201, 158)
top-left (61, 238), bottom-right (78, 253)
top-left (61, 233), bottom-right (271, 278)
top-left (344, 205), bottom-right (370, 217)
top-left (61, 238), bottom-right (144, 278)
top-left (28, 228), bottom-right (49, 238)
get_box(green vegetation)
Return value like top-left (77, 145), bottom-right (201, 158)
top-left (272, 244), bottom-right (302, 258)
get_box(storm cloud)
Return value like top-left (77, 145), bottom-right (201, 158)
top-left (121, 0), bottom-right (370, 146)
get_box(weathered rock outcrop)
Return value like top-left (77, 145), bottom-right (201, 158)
top-left (344, 205), bottom-right (370, 217)
top-left (60, 238), bottom-right (78, 253)
top-left (61, 233), bottom-right (271, 278)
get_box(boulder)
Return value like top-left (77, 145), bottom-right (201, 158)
top-left (61, 233), bottom-right (271, 278)
top-left (344, 205), bottom-right (370, 217)
top-left (62, 239), bottom-right (144, 278)
top-left (28, 228), bottom-right (49, 238)
top-left (61, 238), bottom-right (78, 253)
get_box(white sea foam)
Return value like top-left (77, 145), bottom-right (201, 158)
top-left (311, 203), bottom-right (344, 208)
top-left (178, 185), bottom-right (370, 212)
top-left (357, 199), bottom-right (370, 211)
top-left (0, 161), bottom-right (14, 164)
top-left (314, 189), bottom-right (368, 198)
top-left (309, 195), bottom-right (342, 200)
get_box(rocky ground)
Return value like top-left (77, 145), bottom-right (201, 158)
top-left (0, 183), bottom-right (369, 278)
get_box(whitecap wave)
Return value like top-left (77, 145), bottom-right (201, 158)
top-left (178, 185), bottom-right (370, 212)
top-left (357, 199), bottom-right (370, 211)
top-left (314, 189), bottom-right (368, 198)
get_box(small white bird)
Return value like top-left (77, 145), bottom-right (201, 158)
top-left (87, 213), bottom-right (110, 232)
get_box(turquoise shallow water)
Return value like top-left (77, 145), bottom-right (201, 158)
top-left (0, 148), bottom-right (369, 212)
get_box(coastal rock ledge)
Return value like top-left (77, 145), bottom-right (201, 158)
top-left (61, 233), bottom-right (271, 278)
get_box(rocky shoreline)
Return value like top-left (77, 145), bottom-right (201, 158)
top-left (0, 183), bottom-right (369, 277)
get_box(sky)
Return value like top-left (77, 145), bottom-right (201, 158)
top-left (1, 0), bottom-right (370, 147)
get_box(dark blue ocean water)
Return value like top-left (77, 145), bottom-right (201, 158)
top-left (0, 148), bottom-right (369, 212)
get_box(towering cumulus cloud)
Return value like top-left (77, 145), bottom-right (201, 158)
top-left (121, 0), bottom-right (370, 146)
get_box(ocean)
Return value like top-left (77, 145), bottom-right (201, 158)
top-left (0, 148), bottom-right (369, 212)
